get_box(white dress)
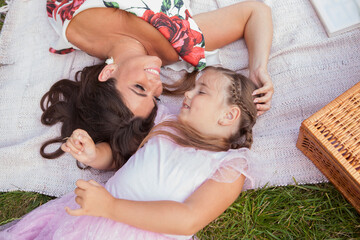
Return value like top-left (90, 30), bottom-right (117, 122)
top-left (0, 105), bottom-right (255, 240)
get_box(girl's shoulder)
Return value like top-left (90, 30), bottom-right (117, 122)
top-left (205, 148), bottom-right (258, 190)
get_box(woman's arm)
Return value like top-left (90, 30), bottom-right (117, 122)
top-left (67, 175), bottom-right (245, 235)
top-left (61, 129), bottom-right (115, 170)
top-left (193, 1), bottom-right (273, 115)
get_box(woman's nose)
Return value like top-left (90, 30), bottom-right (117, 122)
top-left (149, 77), bottom-right (163, 96)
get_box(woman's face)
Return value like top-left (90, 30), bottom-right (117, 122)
top-left (178, 69), bottom-right (230, 135)
top-left (113, 55), bottom-right (163, 118)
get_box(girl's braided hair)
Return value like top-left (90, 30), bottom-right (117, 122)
top-left (144, 66), bottom-right (257, 151)
top-left (223, 67), bottom-right (257, 149)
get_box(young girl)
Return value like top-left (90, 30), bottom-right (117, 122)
top-left (0, 67), bottom-right (258, 239)
top-left (41, 0), bottom-right (273, 170)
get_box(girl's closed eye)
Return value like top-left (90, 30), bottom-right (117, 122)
top-left (154, 96), bottom-right (161, 102)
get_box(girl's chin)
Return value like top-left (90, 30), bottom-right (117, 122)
top-left (177, 111), bottom-right (187, 121)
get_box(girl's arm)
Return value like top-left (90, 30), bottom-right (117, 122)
top-left (193, 1), bottom-right (273, 115)
top-left (67, 174), bottom-right (245, 235)
top-left (61, 129), bottom-right (115, 170)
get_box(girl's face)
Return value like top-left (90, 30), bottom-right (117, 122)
top-left (113, 55), bottom-right (163, 118)
top-left (178, 68), bottom-right (230, 135)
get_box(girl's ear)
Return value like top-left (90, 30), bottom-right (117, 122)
top-left (98, 64), bottom-right (117, 82)
top-left (219, 106), bottom-right (241, 126)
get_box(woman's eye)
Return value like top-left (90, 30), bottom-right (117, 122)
top-left (198, 91), bottom-right (205, 95)
top-left (154, 96), bottom-right (161, 102)
top-left (135, 84), bottom-right (145, 91)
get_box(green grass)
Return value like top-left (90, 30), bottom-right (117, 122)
top-left (198, 183), bottom-right (360, 239)
top-left (0, 183), bottom-right (359, 239)
top-left (0, 1), bottom-right (359, 239)
top-left (0, 191), bottom-right (55, 225)
top-left (0, 0), bottom-right (6, 29)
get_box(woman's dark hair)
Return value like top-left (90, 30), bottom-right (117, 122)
top-left (40, 63), bottom-right (157, 170)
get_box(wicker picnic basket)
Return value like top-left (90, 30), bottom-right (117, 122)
top-left (297, 81), bottom-right (360, 213)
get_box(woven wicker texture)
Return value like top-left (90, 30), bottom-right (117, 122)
top-left (315, 87), bottom-right (360, 171)
top-left (297, 82), bottom-right (360, 212)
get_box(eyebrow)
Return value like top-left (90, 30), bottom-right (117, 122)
top-left (200, 82), bottom-right (210, 89)
top-left (130, 88), bottom-right (147, 97)
top-left (129, 88), bottom-right (156, 108)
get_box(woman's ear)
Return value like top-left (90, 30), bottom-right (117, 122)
top-left (98, 64), bottom-right (117, 82)
top-left (219, 106), bottom-right (241, 126)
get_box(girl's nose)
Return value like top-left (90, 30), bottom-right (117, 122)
top-left (184, 89), bottom-right (193, 99)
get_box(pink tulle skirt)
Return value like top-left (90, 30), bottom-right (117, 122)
top-left (0, 192), bottom-right (188, 240)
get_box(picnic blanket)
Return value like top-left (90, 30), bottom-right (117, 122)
top-left (0, 0), bottom-right (359, 197)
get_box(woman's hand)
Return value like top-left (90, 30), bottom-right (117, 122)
top-left (249, 68), bottom-right (274, 116)
top-left (66, 179), bottom-right (115, 218)
top-left (61, 129), bottom-right (97, 166)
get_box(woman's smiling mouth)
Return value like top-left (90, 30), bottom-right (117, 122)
top-left (144, 68), bottom-right (160, 76)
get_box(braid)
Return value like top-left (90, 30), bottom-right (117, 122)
top-left (137, 66), bottom-right (257, 153)
top-left (230, 76), bottom-right (257, 121)
top-left (221, 68), bottom-right (257, 149)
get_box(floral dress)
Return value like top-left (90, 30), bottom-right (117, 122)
top-left (47, 0), bottom-right (207, 70)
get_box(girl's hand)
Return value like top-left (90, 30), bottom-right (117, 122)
top-left (249, 68), bottom-right (274, 116)
top-left (61, 129), bottom-right (97, 166)
top-left (66, 179), bottom-right (115, 218)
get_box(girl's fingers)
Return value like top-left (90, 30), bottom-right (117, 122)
top-left (76, 179), bottom-right (92, 189)
top-left (73, 129), bottom-right (92, 143)
top-left (63, 141), bottom-right (83, 155)
top-left (73, 129), bottom-right (89, 137)
top-left (61, 143), bottom-right (70, 152)
top-left (62, 133), bottom-right (84, 154)
top-left (74, 187), bottom-right (85, 197)
top-left (77, 134), bottom-right (92, 148)
top-left (65, 207), bottom-right (84, 216)
top-left (70, 133), bottom-right (84, 147)
top-left (74, 196), bottom-right (83, 206)
top-left (88, 180), bottom-right (102, 187)
top-left (72, 130), bottom-right (94, 150)
top-left (62, 129), bottom-right (94, 158)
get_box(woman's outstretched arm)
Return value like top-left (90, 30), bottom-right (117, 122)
top-left (66, 174), bottom-right (245, 235)
top-left (193, 1), bottom-right (273, 115)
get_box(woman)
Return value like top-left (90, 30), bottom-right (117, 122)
top-left (41, 0), bottom-right (273, 170)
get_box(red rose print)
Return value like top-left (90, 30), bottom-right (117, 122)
top-left (46, 0), bottom-right (57, 17)
top-left (184, 9), bottom-right (191, 20)
top-left (50, 0), bottom-right (86, 23)
top-left (182, 46), bottom-right (205, 67)
top-left (49, 47), bottom-right (75, 54)
top-left (141, 10), bottom-right (204, 67)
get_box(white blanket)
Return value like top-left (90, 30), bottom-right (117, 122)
top-left (0, 0), bottom-right (359, 197)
